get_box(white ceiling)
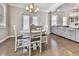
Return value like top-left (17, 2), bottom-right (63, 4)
top-left (58, 3), bottom-right (77, 11)
top-left (57, 3), bottom-right (79, 16)
top-left (8, 3), bottom-right (53, 11)
top-left (8, 3), bottom-right (79, 16)
top-left (8, 3), bottom-right (64, 12)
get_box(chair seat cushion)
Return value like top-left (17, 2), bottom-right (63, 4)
top-left (17, 35), bottom-right (30, 39)
top-left (42, 34), bottom-right (46, 36)
top-left (31, 38), bottom-right (40, 42)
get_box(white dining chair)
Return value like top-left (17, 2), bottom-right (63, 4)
top-left (42, 25), bottom-right (48, 44)
top-left (13, 25), bottom-right (42, 56)
top-left (28, 26), bottom-right (42, 56)
top-left (13, 25), bottom-right (29, 52)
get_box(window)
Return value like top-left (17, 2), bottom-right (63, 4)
top-left (0, 4), bottom-right (6, 27)
top-left (22, 15), bottom-right (30, 31)
top-left (51, 15), bottom-right (57, 26)
top-left (32, 16), bottom-right (39, 25)
top-left (22, 15), bottom-right (39, 31)
top-left (63, 17), bottom-right (67, 26)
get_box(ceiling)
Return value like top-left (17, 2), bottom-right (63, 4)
top-left (8, 3), bottom-right (64, 12)
top-left (8, 3), bottom-right (79, 16)
top-left (57, 3), bottom-right (79, 16)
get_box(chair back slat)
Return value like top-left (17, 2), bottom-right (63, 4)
top-left (13, 25), bottom-right (18, 41)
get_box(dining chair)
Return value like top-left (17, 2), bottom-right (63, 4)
top-left (28, 26), bottom-right (42, 56)
top-left (42, 25), bottom-right (48, 45)
top-left (13, 25), bottom-right (29, 52)
top-left (13, 25), bottom-right (42, 56)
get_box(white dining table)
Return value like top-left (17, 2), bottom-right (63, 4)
top-left (20, 29), bottom-right (46, 35)
top-left (20, 27), bottom-right (46, 52)
top-left (20, 28), bottom-right (44, 37)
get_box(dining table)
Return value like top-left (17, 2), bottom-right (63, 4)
top-left (20, 26), bottom-right (46, 36)
top-left (20, 25), bottom-right (46, 50)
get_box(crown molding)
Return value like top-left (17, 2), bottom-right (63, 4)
top-left (48, 3), bottom-right (64, 12)
top-left (8, 4), bottom-right (49, 13)
top-left (8, 3), bottom-right (64, 13)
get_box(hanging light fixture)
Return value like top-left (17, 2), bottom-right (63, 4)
top-left (72, 6), bottom-right (79, 12)
top-left (25, 3), bottom-right (39, 13)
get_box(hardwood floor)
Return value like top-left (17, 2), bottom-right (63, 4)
top-left (0, 34), bottom-right (79, 56)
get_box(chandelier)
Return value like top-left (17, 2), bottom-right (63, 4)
top-left (72, 6), bottom-right (79, 12)
top-left (25, 3), bottom-right (39, 13)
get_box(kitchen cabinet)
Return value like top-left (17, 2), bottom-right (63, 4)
top-left (76, 29), bottom-right (79, 42)
top-left (57, 27), bottom-right (64, 36)
top-left (68, 28), bottom-right (76, 41)
top-left (51, 26), bottom-right (58, 34)
top-left (51, 26), bottom-right (78, 42)
top-left (60, 27), bottom-right (66, 37)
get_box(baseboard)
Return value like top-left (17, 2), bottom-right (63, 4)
top-left (0, 36), bottom-right (10, 44)
top-left (8, 35), bottom-right (21, 38)
top-left (8, 35), bottom-right (15, 38)
top-left (0, 35), bottom-right (20, 44)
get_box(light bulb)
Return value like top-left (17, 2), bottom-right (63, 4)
top-left (29, 9), bottom-right (32, 13)
top-left (30, 4), bottom-right (33, 9)
top-left (34, 8), bottom-right (39, 12)
top-left (26, 6), bottom-right (29, 10)
top-left (36, 8), bottom-right (39, 11)
top-left (34, 10), bottom-right (37, 13)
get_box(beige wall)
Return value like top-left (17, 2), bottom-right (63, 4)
top-left (38, 11), bottom-right (48, 26)
top-left (8, 5), bottom-right (49, 35)
top-left (8, 6), bottom-right (25, 35)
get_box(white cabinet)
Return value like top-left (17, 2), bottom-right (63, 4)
top-left (64, 28), bottom-right (70, 38)
top-left (52, 26), bottom-right (58, 34)
top-left (68, 29), bottom-right (76, 41)
top-left (57, 27), bottom-right (64, 36)
top-left (60, 27), bottom-right (66, 37)
top-left (76, 29), bottom-right (79, 42)
top-left (62, 28), bottom-right (75, 41)
top-left (51, 26), bottom-right (77, 42)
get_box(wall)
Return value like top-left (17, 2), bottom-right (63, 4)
top-left (8, 5), bottom-right (49, 35)
top-left (8, 6), bottom-right (24, 35)
top-left (0, 28), bottom-right (8, 40)
top-left (57, 3), bottom-right (77, 17)
top-left (38, 11), bottom-right (48, 26)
